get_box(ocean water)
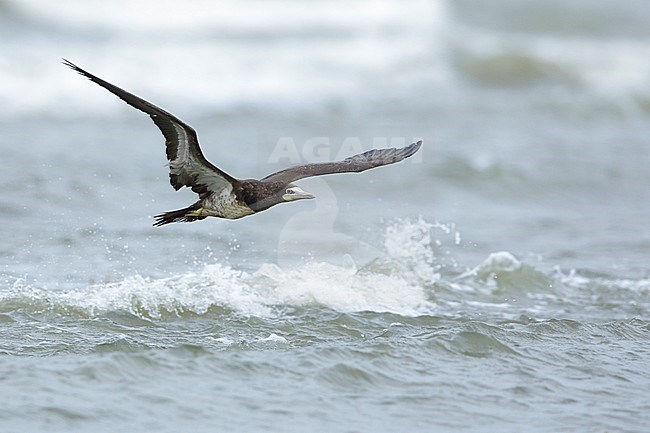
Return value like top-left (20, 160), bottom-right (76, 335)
top-left (1, 0), bottom-right (650, 432)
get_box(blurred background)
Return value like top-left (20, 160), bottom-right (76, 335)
top-left (1, 0), bottom-right (650, 283)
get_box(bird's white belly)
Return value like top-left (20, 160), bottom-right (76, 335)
top-left (201, 190), bottom-right (254, 219)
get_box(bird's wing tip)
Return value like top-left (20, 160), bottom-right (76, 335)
top-left (403, 140), bottom-right (423, 157)
top-left (62, 59), bottom-right (84, 75)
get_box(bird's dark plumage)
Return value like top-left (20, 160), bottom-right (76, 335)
top-left (64, 59), bottom-right (423, 225)
top-left (261, 142), bottom-right (422, 184)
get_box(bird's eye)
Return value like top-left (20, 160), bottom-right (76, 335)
top-left (286, 189), bottom-right (294, 194)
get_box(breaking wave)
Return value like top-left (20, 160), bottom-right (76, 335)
top-left (1, 218), bottom-right (445, 318)
top-left (1, 217), bottom-right (646, 321)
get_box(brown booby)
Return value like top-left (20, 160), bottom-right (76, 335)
top-left (64, 60), bottom-right (422, 226)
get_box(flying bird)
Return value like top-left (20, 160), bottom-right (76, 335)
top-left (63, 60), bottom-right (422, 226)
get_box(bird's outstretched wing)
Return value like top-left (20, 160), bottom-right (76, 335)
top-left (63, 59), bottom-right (238, 198)
top-left (261, 140), bottom-right (422, 184)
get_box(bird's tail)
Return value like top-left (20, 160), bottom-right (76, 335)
top-left (153, 202), bottom-right (206, 226)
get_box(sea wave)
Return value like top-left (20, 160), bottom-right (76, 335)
top-left (1, 0), bottom-right (649, 120)
top-left (0, 218), bottom-right (443, 318)
top-left (1, 217), bottom-right (647, 321)
top-left (1, 258), bottom-right (433, 319)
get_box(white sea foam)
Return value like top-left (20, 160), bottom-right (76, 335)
top-left (464, 251), bottom-right (522, 277)
top-left (55, 264), bottom-right (269, 318)
top-left (253, 261), bottom-right (431, 316)
top-left (43, 259), bottom-right (431, 318)
top-left (558, 268), bottom-right (650, 294)
top-left (383, 216), bottom-right (462, 284)
top-left (1, 218), bottom-right (441, 318)
top-left (258, 333), bottom-right (288, 343)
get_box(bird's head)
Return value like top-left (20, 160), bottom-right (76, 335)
top-left (282, 185), bottom-right (315, 202)
top-left (242, 181), bottom-right (314, 213)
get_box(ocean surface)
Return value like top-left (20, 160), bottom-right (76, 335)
top-left (1, 0), bottom-right (650, 432)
